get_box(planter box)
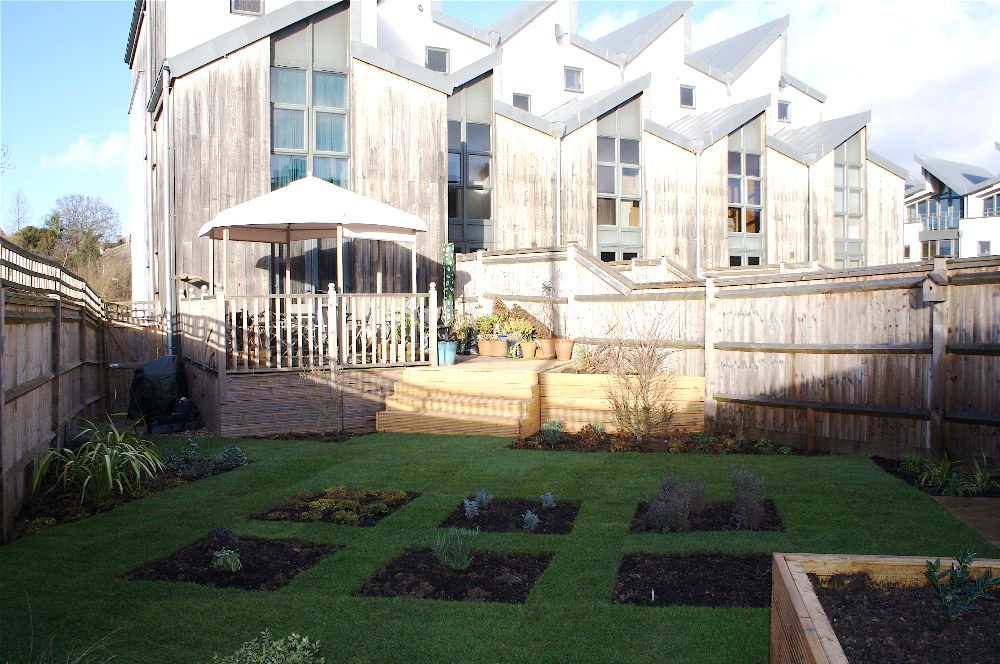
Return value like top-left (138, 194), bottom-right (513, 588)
top-left (770, 552), bottom-right (1000, 664)
top-left (538, 373), bottom-right (704, 433)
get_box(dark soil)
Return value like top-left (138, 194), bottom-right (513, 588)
top-left (871, 457), bottom-right (1000, 498)
top-left (441, 498), bottom-right (580, 534)
top-left (259, 430), bottom-right (362, 444)
top-left (612, 553), bottom-right (772, 607)
top-left (123, 537), bottom-right (340, 591)
top-left (251, 486), bottom-right (415, 527)
top-left (630, 500), bottom-right (784, 533)
top-left (512, 431), bottom-right (813, 455)
top-left (358, 549), bottom-right (552, 603)
top-left (811, 572), bottom-right (1000, 664)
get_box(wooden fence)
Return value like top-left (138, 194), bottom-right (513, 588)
top-left (457, 245), bottom-right (1000, 463)
top-left (1, 239), bottom-right (164, 538)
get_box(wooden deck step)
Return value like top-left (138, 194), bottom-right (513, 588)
top-left (385, 393), bottom-right (533, 419)
top-left (376, 410), bottom-right (522, 437)
top-left (392, 382), bottom-right (539, 402)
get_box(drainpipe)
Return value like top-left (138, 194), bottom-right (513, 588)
top-left (144, 5), bottom-right (154, 302)
top-left (554, 122), bottom-right (566, 245)
top-left (162, 61), bottom-right (175, 355)
top-left (693, 138), bottom-right (704, 277)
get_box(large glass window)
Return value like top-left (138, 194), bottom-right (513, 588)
top-left (727, 115), bottom-right (764, 266)
top-left (596, 97), bottom-right (642, 262)
top-left (983, 193), bottom-right (998, 217)
top-left (833, 131), bottom-right (865, 268)
top-left (447, 75), bottom-right (493, 254)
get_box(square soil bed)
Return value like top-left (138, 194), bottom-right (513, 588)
top-left (440, 498), bottom-right (580, 534)
top-left (251, 486), bottom-right (416, 527)
top-left (123, 537), bottom-right (340, 591)
top-left (612, 553), bottom-right (772, 607)
top-left (358, 549), bottom-right (552, 603)
top-left (630, 500), bottom-right (784, 533)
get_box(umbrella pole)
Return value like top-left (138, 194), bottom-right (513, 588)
top-left (410, 237), bottom-right (417, 294)
top-left (336, 225), bottom-right (344, 294)
top-left (376, 241), bottom-right (383, 294)
top-left (222, 228), bottom-right (229, 293)
top-left (285, 229), bottom-right (291, 295)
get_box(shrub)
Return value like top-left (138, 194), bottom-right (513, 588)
top-left (379, 489), bottom-right (409, 503)
top-left (900, 452), bottom-right (924, 475)
top-left (777, 446), bottom-right (794, 455)
top-left (217, 445), bottom-right (249, 470)
top-left (308, 498), bottom-right (338, 511)
top-left (213, 630), bottom-right (325, 664)
top-left (730, 467), bottom-right (765, 530)
top-left (925, 548), bottom-right (999, 621)
top-left (646, 475), bottom-right (706, 532)
top-left (968, 455), bottom-right (999, 495)
top-left (23, 517), bottom-right (57, 535)
top-left (330, 510), bottom-right (359, 524)
top-left (541, 420), bottom-right (563, 448)
top-left (432, 528), bottom-right (477, 571)
top-left (522, 510), bottom-right (540, 531)
top-left (753, 439), bottom-right (775, 454)
top-left (299, 510), bottom-right (324, 522)
top-left (540, 492), bottom-right (556, 510)
top-left (360, 501), bottom-right (389, 517)
top-left (577, 423), bottom-right (605, 447)
top-left (329, 499), bottom-right (360, 513)
top-left (32, 420), bottom-right (163, 508)
top-left (463, 498), bottom-right (480, 519)
top-left (323, 485), bottom-right (349, 500)
top-left (207, 527), bottom-right (241, 551)
top-left (473, 489), bottom-right (493, 508)
top-left (211, 548), bottom-right (243, 573)
top-left (262, 511), bottom-right (289, 521)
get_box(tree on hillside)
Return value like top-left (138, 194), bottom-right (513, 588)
top-left (51, 194), bottom-right (120, 248)
top-left (0, 144), bottom-right (10, 174)
top-left (12, 225), bottom-right (60, 257)
top-left (6, 190), bottom-right (32, 234)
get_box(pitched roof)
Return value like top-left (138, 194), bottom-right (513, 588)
top-left (572, 1), bottom-right (691, 64)
top-left (771, 111), bottom-right (870, 164)
top-left (914, 154), bottom-right (995, 196)
top-left (431, 0), bottom-right (554, 45)
top-left (866, 149), bottom-right (908, 180)
top-left (667, 94), bottom-right (771, 150)
top-left (543, 75), bottom-right (651, 135)
top-left (779, 72), bottom-right (826, 103)
top-left (686, 16), bottom-right (787, 84)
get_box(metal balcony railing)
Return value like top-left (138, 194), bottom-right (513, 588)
top-left (919, 213), bottom-right (961, 231)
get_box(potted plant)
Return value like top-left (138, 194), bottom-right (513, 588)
top-left (502, 318), bottom-right (536, 359)
top-left (555, 337), bottom-right (575, 361)
top-left (473, 314), bottom-right (505, 357)
top-left (437, 320), bottom-right (458, 366)
top-left (452, 317), bottom-right (474, 355)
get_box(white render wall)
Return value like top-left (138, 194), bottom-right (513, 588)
top-left (164, 0), bottom-right (298, 58)
top-left (902, 221), bottom-right (921, 261)
top-left (959, 217), bottom-right (1000, 257)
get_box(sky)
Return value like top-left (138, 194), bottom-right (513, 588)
top-left (1, 0), bottom-right (999, 238)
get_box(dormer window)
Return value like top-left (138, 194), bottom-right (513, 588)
top-left (564, 67), bottom-right (583, 93)
top-left (231, 0), bottom-right (263, 15)
top-left (426, 47), bottom-right (449, 73)
top-left (680, 85), bottom-right (695, 109)
top-left (778, 100), bottom-right (790, 122)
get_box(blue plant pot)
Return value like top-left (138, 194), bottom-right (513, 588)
top-left (438, 341), bottom-right (458, 365)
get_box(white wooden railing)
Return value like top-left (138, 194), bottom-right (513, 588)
top-left (207, 283), bottom-right (438, 372)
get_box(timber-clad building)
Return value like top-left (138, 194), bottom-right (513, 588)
top-left (125, 0), bottom-right (907, 306)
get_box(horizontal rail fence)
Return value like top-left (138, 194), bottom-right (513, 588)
top-left (1, 238), bottom-right (165, 539)
top-left (457, 245), bottom-right (1000, 463)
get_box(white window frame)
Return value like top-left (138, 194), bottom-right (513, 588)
top-left (512, 93), bottom-right (531, 113)
top-left (778, 100), bottom-right (790, 123)
top-left (231, 0), bottom-right (264, 16)
top-left (425, 46), bottom-right (450, 73)
top-left (564, 66), bottom-right (583, 93)
top-left (979, 240), bottom-right (992, 256)
top-left (680, 84), bottom-right (696, 109)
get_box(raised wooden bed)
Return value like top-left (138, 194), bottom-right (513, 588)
top-left (770, 552), bottom-right (1000, 664)
top-left (539, 372), bottom-right (704, 432)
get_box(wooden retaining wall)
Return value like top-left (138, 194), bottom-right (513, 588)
top-left (539, 373), bottom-right (704, 433)
top-left (1, 239), bottom-right (164, 538)
top-left (458, 246), bottom-right (1000, 463)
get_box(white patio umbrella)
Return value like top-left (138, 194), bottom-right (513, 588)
top-left (197, 176), bottom-right (428, 294)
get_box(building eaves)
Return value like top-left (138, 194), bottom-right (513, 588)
top-left (968, 173), bottom-right (1000, 196)
top-left (643, 119), bottom-right (696, 152)
top-left (779, 72), bottom-right (826, 103)
top-left (352, 42), bottom-right (452, 95)
top-left (488, 0), bottom-right (555, 43)
top-left (668, 94), bottom-right (771, 150)
top-left (448, 50), bottom-right (502, 90)
top-left (685, 15), bottom-right (788, 84)
top-left (169, 1), bottom-right (342, 79)
top-left (914, 154), bottom-right (995, 196)
top-left (772, 111), bottom-right (871, 164)
top-left (430, 4), bottom-right (491, 45)
top-left (586, 1), bottom-right (691, 65)
top-left (568, 34), bottom-right (621, 65)
top-left (124, 0), bottom-right (145, 65)
top-left (766, 135), bottom-right (808, 165)
top-left (495, 101), bottom-right (559, 136)
top-left (866, 149), bottom-right (908, 180)
top-left (543, 74), bottom-right (651, 136)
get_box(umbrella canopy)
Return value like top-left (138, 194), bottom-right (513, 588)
top-left (197, 176), bottom-right (428, 243)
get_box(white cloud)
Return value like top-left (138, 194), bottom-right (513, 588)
top-left (38, 132), bottom-right (127, 171)
top-left (691, 1), bottom-right (1000, 175)
top-left (579, 8), bottom-right (640, 40)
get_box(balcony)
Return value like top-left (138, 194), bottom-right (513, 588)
top-left (916, 213), bottom-right (961, 231)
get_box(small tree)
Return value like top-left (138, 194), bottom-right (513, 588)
top-left (6, 189), bottom-right (31, 233)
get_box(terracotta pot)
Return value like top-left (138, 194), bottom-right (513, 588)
top-left (554, 338), bottom-right (575, 361)
top-left (519, 341), bottom-right (537, 359)
top-left (537, 338), bottom-right (556, 359)
top-left (477, 339), bottom-right (507, 357)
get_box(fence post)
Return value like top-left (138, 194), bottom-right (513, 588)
top-left (327, 283), bottom-right (338, 376)
top-left (52, 298), bottom-right (62, 448)
top-left (565, 243), bottom-right (577, 338)
top-left (927, 258), bottom-right (949, 458)
top-left (475, 250), bottom-right (485, 304)
top-left (703, 277), bottom-right (717, 433)
top-left (429, 282), bottom-right (439, 367)
top-left (216, 289), bottom-right (227, 404)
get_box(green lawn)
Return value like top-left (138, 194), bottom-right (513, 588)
top-left (1, 434), bottom-right (995, 663)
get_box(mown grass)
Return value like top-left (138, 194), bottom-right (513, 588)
top-left (1, 433), bottom-right (994, 663)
